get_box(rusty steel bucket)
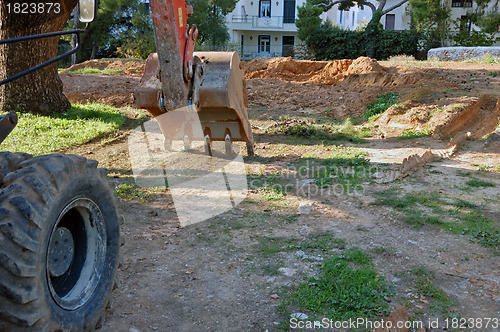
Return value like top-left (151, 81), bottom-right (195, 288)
top-left (135, 51), bottom-right (254, 156)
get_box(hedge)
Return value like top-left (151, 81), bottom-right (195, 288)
top-left (307, 24), bottom-right (421, 60)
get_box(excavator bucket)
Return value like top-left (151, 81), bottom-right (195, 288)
top-left (194, 51), bottom-right (253, 156)
top-left (135, 51), bottom-right (254, 156)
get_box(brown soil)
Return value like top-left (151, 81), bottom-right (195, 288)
top-left (52, 57), bottom-right (500, 332)
top-left (61, 58), bottom-right (145, 75)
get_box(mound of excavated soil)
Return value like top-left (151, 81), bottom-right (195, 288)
top-left (245, 57), bottom-right (353, 85)
top-left (375, 95), bottom-right (500, 140)
top-left (60, 74), bottom-right (140, 107)
top-left (245, 56), bottom-right (395, 85)
top-left (61, 58), bottom-right (145, 76)
top-left (244, 56), bottom-right (438, 90)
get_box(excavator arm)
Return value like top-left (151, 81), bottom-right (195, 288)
top-left (134, 0), bottom-right (254, 156)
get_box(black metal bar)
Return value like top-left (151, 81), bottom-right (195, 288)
top-left (0, 29), bottom-right (83, 86)
top-left (0, 29), bottom-right (83, 45)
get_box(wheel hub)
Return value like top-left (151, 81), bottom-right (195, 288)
top-left (47, 227), bottom-right (74, 277)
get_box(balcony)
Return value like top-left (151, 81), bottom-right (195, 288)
top-left (231, 16), bottom-right (296, 30)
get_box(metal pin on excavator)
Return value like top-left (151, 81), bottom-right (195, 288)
top-left (134, 0), bottom-right (254, 156)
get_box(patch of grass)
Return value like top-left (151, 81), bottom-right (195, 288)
top-left (69, 67), bottom-right (123, 75)
top-left (294, 232), bottom-right (347, 252)
top-left (363, 92), bottom-right (399, 121)
top-left (281, 248), bottom-right (391, 321)
top-left (428, 108), bottom-right (443, 118)
top-left (477, 164), bottom-right (494, 172)
top-left (281, 118), bottom-right (367, 143)
top-left (374, 189), bottom-right (500, 250)
top-left (374, 189), bottom-right (440, 210)
top-left (465, 178), bottom-right (496, 188)
top-left (453, 198), bottom-right (477, 209)
top-left (456, 170), bottom-right (472, 177)
top-left (398, 128), bottom-right (431, 140)
top-left (113, 183), bottom-right (163, 202)
top-left (248, 172), bottom-right (289, 201)
top-left (373, 246), bottom-right (396, 256)
top-left (257, 236), bottom-right (298, 256)
top-left (488, 72), bottom-right (498, 77)
top-left (296, 147), bottom-right (372, 193)
top-left (1, 103), bottom-right (127, 155)
top-left (410, 267), bottom-right (453, 314)
top-left (463, 53), bottom-right (500, 64)
top-left (256, 231), bottom-right (347, 258)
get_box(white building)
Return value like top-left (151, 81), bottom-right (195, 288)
top-left (226, 0), bottom-right (500, 58)
top-left (323, 0), bottom-right (499, 40)
top-left (322, 0), bottom-right (410, 31)
top-left (226, 0), bottom-right (306, 59)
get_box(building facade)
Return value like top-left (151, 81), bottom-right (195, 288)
top-left (226, 0), bottom-right (500, 59)
top-left (323, 0), bottom-right (499, 42)
top-left (226, 0), bottom-right (306, 59)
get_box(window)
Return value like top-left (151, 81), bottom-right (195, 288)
top-left (282, 36), bottom-right (295, 57)
top-left (241, 34), bottom-right (245, 54)
top-left (339, 11), bottom-right (343, 24)
top-left (283, 0), bottom-right (295, 24)
top-left (352, 11), bottom-right (355, 26)
top-left (260, 0), bottom-right (271, 17)
top-left (258, 35), bottom-right (271, 53)
top-left (385, 14), bottom-right (395, 30)
top-left (452, 0), bottom-right (472, 7)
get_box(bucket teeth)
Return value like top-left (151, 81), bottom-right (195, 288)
top-left (135, 51), bottom-right (254, 156)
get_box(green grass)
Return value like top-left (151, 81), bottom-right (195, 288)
top-left (1, 103), bottom-right (127, 155)
top-left (363, 92), bottom-right (399, 121)
top-left (405, 267), bottom-right (454, 314)
top-left (256, 231), bottom-right (346, 256)
top-left (488, 72), bottom-right (498, 77)
top-left (463, 53), bottom-right (500, 64)
top-left (280, 248), bottom-right (391, 322)
top-left (248, 172), bottom-right (288, 201)
top-left (113, 183), bottom-right (164, 202)
top-left (398, 128), bottom-right (432, 140)
top-left (69, 67), bottom-right (123, 75)
top-left (295, 147), bottom-right (372, 193)
top-left (281, 118), bottom-right (367, 143)
top-left (374, 189), bottom-right (500, 250)
top-left (465, 177), bottom-right (496, 188)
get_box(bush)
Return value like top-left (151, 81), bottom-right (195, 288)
top-left (308, 24), bottom-right (365, 60)
top-left (306, 23), bottom-right (421, 60)
top-left (376, 30), bottom-right (420, 60)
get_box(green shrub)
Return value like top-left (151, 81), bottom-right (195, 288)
top-left (307, 23), bottom-right (421, 60)
top-left (363, 92), bottom-right (399, 120)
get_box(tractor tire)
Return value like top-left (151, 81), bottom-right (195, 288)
top-left (0, 152), bottom-right (32, 185)
top-left (0, 153), bottom-right (120, 331)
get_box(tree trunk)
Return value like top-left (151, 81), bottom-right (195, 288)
top-left (0, 0), bottom-right (77, 114)
top-left (365, 10), bottom-right (383, 58)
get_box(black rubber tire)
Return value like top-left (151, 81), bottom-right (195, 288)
top-left (0, 152), bottom-right (32, 185)
top-left (0, 153), bottom-right (120, 331)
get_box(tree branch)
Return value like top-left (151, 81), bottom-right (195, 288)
top-left (360, 0), bottom-right (376, 13)
top-left (317, 0), bottom-right (376, 13)
top-left (377, 0), bottom-right (387, 12)
top-left (381, 0), bottom-right (409, 15)
top-left (317, 0), bottom-right (344, 11)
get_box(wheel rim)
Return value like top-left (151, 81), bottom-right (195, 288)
top-left (46, 198), bottom-right (107, 310)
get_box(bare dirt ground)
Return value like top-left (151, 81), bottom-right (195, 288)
top-left (59, 57), bottom-right (500, 331)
